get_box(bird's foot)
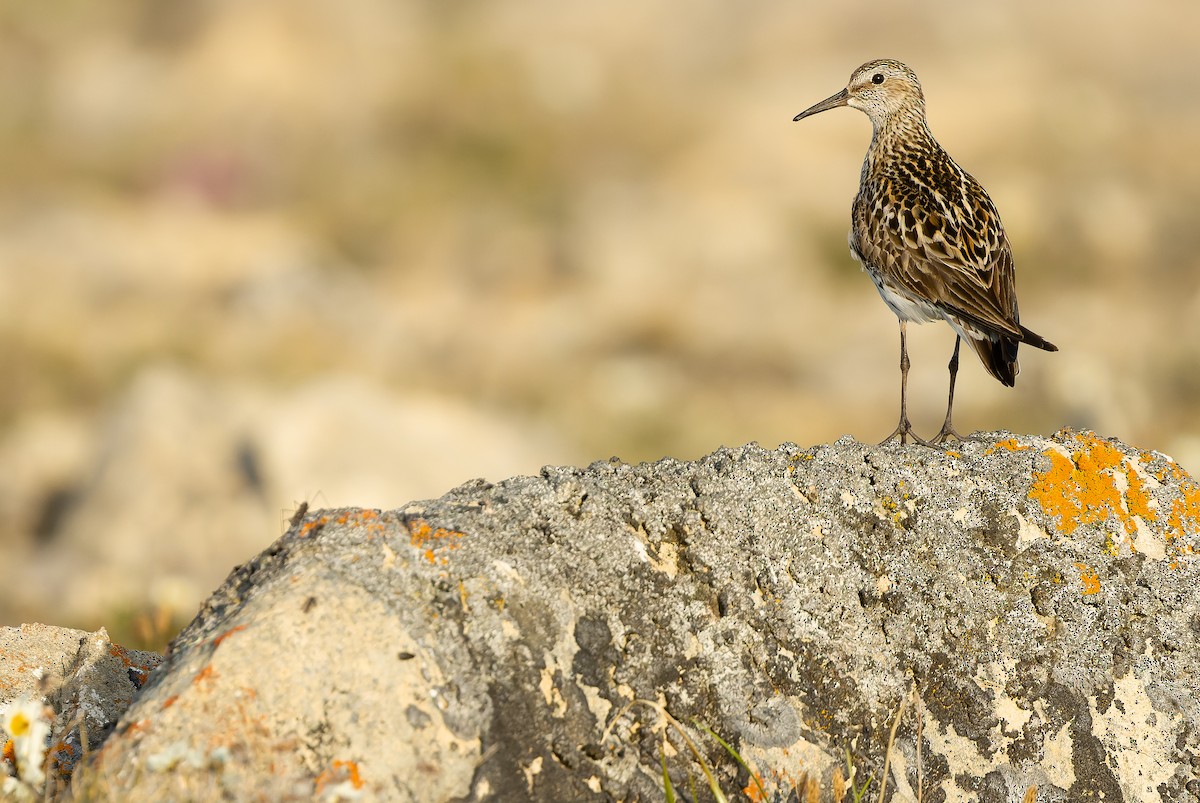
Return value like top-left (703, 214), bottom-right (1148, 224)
top-left (931, 422), bottom-right (971, 444)
top-left (878, 417), bottom-right (937, 448)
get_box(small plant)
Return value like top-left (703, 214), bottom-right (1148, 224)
top-left (607, 700), bottom-right (866, 802)
top-left (1, 695), bottom-right (52, 801)
top-left (845, 745), bottom-right (875, 803)
top-left (605, 700), bottom-right (739, 802)
top-left (694, 720), bottom-right (766, 802)
top-left (603, 685), bottom-right (943, 802)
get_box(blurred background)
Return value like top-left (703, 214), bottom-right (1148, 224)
top-left (3, 0), bottom-right (1199, 648)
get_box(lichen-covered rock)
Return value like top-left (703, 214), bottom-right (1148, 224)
top-left (0, 624), bottom-right (162, 784)
top-left (79, 430), bottom-right (1200, 801)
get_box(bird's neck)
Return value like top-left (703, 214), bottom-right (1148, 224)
top-left (866, 109), bottom-right (938, 170)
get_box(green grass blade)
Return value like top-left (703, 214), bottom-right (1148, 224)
top-left (694, 720), bottom-right (766, 801)
top-left (660, 743), bottom-right (676, 803)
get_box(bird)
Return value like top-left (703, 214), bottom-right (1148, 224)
top-left (793, 59), bottom-right (1057, 445)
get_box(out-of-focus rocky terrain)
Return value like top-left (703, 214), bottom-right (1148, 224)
top-left (2, 1), bottom-right (1199, 642)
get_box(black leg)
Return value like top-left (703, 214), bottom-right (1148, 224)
top-left (879, 320), bottom-right (933, 446)
top-left (932, 337), bottom-right (969, 443)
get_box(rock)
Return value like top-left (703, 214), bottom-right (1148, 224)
top-left (76, 430), bottom-right (1200, 801)
top-left (0, 624), bottom-right (162, 784)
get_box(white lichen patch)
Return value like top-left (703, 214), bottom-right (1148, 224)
top-left (1107, 468), bottom-right (1158, 549)
top-left (626, 521), bottom-right (680, 577)
top-left (490, 559), bottom-right (526, 587)
top-left (994, 693), bottom-right (1031, 734)
top-left (922, 717), bottom-right (1003, 779)
top-left (1042, 719), bottom-right (1075, 789)
top-left (1090, 673), bottom-right (1179, 798)
top-left (646, 540), bottom-right (679, 578)
top-left (973, 659), bottom-right (1031, 734)
top-left (579, 681), bottom-right (613, 727)
top-left (1130, 516), bottom-right (1166, 559)
top-left (536, 592), bottom-right (582, 719)
top-left (380, 541), bottom-right (397, 569)
top-left (629, 535), bottom-right (650, 564)
top-left (521, 755), bottom-right (543, 794)
top-left (1123, 454), bottom-right (1161, 492)
top-left (885, 748), bottom-right (918, 802)
top-left (538, 663), bottom-right (568, 717)
top-left (1010, 507), bottom-right (1049, 549)
top-left (1040, 440), bottom-right (1073, 461)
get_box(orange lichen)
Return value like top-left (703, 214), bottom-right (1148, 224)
top-left (292, 509), bottom-right (392, 540)
top-left (312, 509), bottom-right (390, 541)
top-left (1026, 432), bottom-right (1200, 567)
top-left (743, 773), bottom-right (768, 802)
top-left (1167, 479), bottom-right (1200, 541)
top-left (1124, 468), bottom-right (1155, 524)
top-left (1028, 432), bottom-right (1153, 540)
top-left (162, 695), bottom-right (179, 709)
top-left (122, 719), bottom-right (151, 737)
top-left (985, 438), bottom-right (1031, 455)
top-left (1073, 562), bottom-right (1101, 595)
top-left (407, 518), bottom-right (467, 565)
top-left (315, 759), bottom-right (365, 793)
top-left (107, 642), bottom-right (158, 687)
top-left (298, 515), bottom-right (329, 537)
top-left (192, 664), bottom-right (218, 685)
top-left (213, 625), bottom-right (247, 647)
top-left (745, 764), bottom-right (819, 802)
top-left (1166, 474), bottom-right (1200, 567)
top-left (1029, 450), bottom-right (1084, 534)
top-left (49, 740), bottom-right (79, 776)
top-left (335, 509), bottom-right (379, 526)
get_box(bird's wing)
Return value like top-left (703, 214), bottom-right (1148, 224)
top-left (855, 169), bottom-right (1022, 340)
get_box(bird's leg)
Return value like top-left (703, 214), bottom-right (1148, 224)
top-left (932, 337), bottom-right (968, 443)
top-left (879, 320), bottom-right (934, 446)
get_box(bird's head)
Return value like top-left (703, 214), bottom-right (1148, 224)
top-left (794, 59), bottom-right (925, 128)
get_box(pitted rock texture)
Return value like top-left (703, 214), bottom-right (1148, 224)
top-left (79, 430), bottom-right (1200, 801)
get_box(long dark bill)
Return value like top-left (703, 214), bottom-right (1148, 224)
top-left (793, 88), bottom-right (849, 122)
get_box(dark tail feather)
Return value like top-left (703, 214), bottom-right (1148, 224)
top-left (1018, 324), bottom-right (1058, 352)
top-left (970, 323), bottom-right (1056, 388)
top-left (970, 335), bottom-right (1018, 387)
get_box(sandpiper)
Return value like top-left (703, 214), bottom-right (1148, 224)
top-left (794, 59), bottom-right (1057, 445)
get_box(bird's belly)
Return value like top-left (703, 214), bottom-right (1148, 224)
top-left (848, 239), bottom-right (943, 324)
top-left (872, 280), bottom-right (944, 323)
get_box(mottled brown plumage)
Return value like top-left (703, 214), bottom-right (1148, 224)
top-left (794, 58), bottom-right (1057, 445)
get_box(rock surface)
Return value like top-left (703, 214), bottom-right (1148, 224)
top-left (77, 430), bottom-right (1200, 801)
top-left (0, 624), bottom-right (162, 784)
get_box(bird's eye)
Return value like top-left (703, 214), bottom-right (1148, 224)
top-left (871, 73), bottom-right (885, 85)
